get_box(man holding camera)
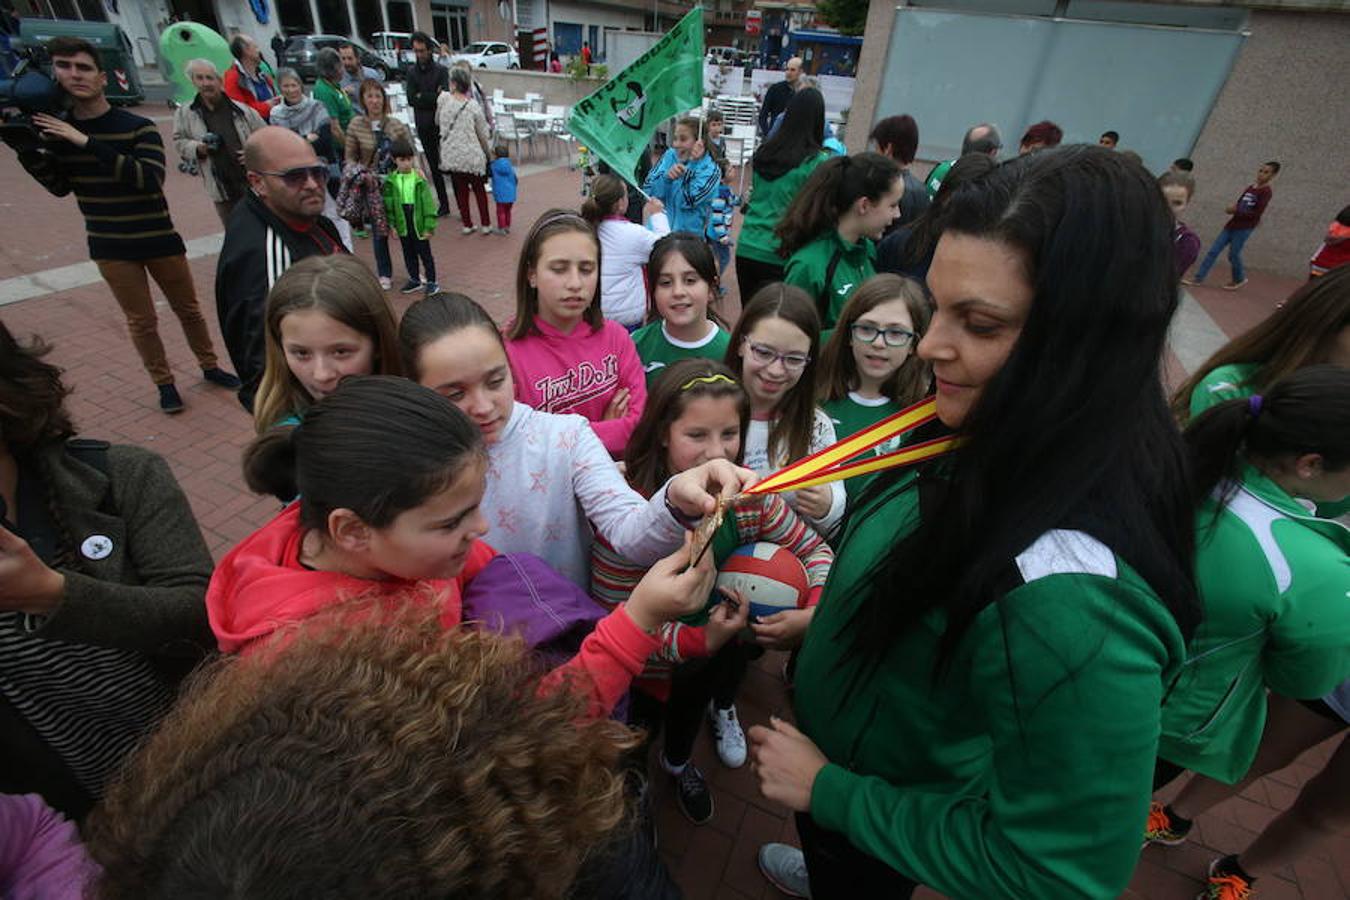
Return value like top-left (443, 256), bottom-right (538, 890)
top-left (172, 58), bottom-right (266, 227)
top-left (15, 37), bottom-right (239, 414)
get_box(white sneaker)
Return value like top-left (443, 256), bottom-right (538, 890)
top-left (479, 225), bottom-right (492, 235)
top-left (708, 702), bottom-right (747, 768)
top-left (461, 225), bottom-right (474, 235)
top-left (759, 843), bottom-right (811, 898)
top-left (378, 276), bottom-right (392, 289)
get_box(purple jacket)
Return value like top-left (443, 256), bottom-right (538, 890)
top-left (461, 553), bottom-right (607, 663)
top-left (0, 794), bottom-right (98, 899)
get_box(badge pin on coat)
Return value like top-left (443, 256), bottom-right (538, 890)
top-left (81, 534), bottom-right (113, 561)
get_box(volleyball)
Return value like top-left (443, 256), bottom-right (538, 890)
top-left (715, 542), bottom-right (809, 620)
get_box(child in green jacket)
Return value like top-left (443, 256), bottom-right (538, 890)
top-left (751, 147), bottom-right (1202, 899)
top-left (777, 152), bottom-right (902, 330)
top-left (383, 139), bottom-right (439, 294)
top-left (1145, 366), bottom-right (1349, 898)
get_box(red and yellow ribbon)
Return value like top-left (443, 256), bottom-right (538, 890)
top-left (743, 396), bottom-right (964, 495)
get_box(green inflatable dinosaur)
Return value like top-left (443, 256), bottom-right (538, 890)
top-left (158, 22), bottom-right (234, 106)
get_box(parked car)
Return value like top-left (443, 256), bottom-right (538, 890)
top-left (706, 46), bottom-right (750, 67)
top-left (370, 31), bottom-right (415, 70)
top-left (281, 34), bottom-right (395, 81)
top-left (451, 41), bottom-right (520, 70)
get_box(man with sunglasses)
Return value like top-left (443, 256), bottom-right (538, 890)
top-left (9, 37), bottom-right (240, 415)
top-left (215, 127), bottom-right (347, 411)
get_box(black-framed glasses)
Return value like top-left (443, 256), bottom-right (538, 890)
top-left (253, 165), bottom-right (328, 188)
top-left (850, 323), bottom-right (916, 349)
top-left (744, 338), bottom-right (810, 372)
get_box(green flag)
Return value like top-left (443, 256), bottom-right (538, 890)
top-left (568, 7), bottom-right (705, 180)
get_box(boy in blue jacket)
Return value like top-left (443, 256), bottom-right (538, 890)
top-left (643, 115), bottom-right (720, 235)
top-left (490, 145), bottom-right (518, 235)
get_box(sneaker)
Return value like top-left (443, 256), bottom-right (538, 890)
top-left (708, 702), bottom-right (747, 768)
top-left (665, 758), bottom-right (713, 825)
top-left (479, 225), bottom-right (492, 235)
top-left (503, 226), bottom-right (510, 235)
top-left (399, 279), bottom-right (423, 294)
top-left (201, 367), bottom-right (241, 389)
top-left (157, 384), bottom-right (184, 414)
top-left (461, 225), bottom-right (474, 235)
top-left (1143, 801), bottom-right (1192, 847)
top-left (1197, 856), bottom-right (1253, 900)
top-left (758, 843), bottom-right (811, 898)
top-left (1223, 279), bottom-right (1248, 291)
top-left (423, 281), bottom-right (439, 294)
top-left (1181, 277), bottom-right (1203, 286)
top-left (378, 276), bottom-right (392, 290)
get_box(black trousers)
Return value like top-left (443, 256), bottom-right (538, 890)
top-left (797, 811), bottom-right (919, 898)
top-left (733, 254), bottom-right (785, 305)
top-left (415, 121), bottom-right (451, 211)
top-left (399, 206), bottom-right (436, 283)
top-left (628, 640), bottom-right (751, 768)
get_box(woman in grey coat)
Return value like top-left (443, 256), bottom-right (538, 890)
top-left (0, 322), bottom-right (214, 819)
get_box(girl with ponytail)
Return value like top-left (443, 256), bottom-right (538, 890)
top-left (777, 151), bottom-right (902, 328)
top-left (581, 173), bottom-right (671, 330)
top-left (1145, 365), bottom-right (1350, 897)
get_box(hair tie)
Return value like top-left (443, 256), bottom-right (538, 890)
top-left (1247, 394), bottom-right (1263, 418)
top-left (680, 373), bottom-right (735, 391)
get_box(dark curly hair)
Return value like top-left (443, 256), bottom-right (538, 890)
top-left (0, 320), bottom-right (75, 450)
top-left (84, 593), bottom-right (638, 899)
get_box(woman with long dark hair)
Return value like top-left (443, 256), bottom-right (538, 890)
top-left (0, 323), bottom-right (214, 819)
top-left (734, 88), bottom-right (829, 302)
top-left (750, 146), bottom-right (1202, 899)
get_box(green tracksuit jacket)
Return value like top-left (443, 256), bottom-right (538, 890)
top-left (795, 470), bottom-right (1185, 899)
top-left (783, 229), bottom-right (876, 329)
top-left (737, 152), bottom-right (830, 266)
top-left (1159, 464), bottom-right (1350, 782)
top-left (1189, 362), bottom-right (1350, 518)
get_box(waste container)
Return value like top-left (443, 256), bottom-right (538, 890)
top-left (17, 19), bottom-right (144, 105)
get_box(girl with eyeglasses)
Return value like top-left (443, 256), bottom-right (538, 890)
top-left (726, 283), bottom-right (844, 539)
top-left (818, 274), bottom-right (933, 505)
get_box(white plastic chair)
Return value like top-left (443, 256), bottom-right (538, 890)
top-left (496, 111), bottom-right (535, 161)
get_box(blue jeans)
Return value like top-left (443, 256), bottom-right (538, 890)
top-left (372, 232), bottom-right (392, 279)
top-left (1194, 227), bottom-right (1253, 284)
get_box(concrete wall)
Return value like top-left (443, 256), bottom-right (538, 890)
top-left (472, 66), bottom-right (606, 107)
top-left (1185, 10), bottom-right (1348, 278)
top-left (848, 1), bottom-right (1346, 278)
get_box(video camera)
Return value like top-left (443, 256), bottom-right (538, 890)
top-left (0, 45), bottom-right (65, 153)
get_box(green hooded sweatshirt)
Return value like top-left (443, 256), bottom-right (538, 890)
top-left (1159, 464), bottom-right (1350, 783)
top-left (783, 229), bottom-right (876, 329)
top-left (794, 471), bottom-right (1185, 899)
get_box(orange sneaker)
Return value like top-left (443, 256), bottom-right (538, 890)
top-left (1197, 856), bottom-right (1253, 900)
top-left (1143, 800), bottom-right (1192, 847)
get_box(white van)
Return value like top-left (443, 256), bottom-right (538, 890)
top-left (370, 32), bottom-right (416, 69)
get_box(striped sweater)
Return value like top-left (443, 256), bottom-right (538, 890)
top-left (591, 492), bottom-right (833, 700)
top-left (18, 107), bottom-right (185, 261)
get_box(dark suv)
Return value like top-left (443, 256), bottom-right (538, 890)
top-left (281, 35), bottom-right (394, 82)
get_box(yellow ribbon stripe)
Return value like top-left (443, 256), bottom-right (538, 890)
top-left (744, 396), bottom-right (963, 495)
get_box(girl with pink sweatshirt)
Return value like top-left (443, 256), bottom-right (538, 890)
top-left (504, 209), bottom-right (647, 456)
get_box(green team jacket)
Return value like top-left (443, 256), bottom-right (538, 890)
top-left (1190, 362), bottom-right (1350, 518)
top-left (783, 229), bottom-right (876, 329)
top-left (737, 152), bottom-right (831, 265)
top-left (795, 470), bottom-right (1185, 899)
top-left (1159, 464), bottom-right (1350, 783)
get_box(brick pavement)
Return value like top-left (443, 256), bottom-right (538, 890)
top-left (0, 109), bottom-right (1344, 899)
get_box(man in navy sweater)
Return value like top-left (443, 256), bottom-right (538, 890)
top-left (15, 36), bottom-right (239, 413)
